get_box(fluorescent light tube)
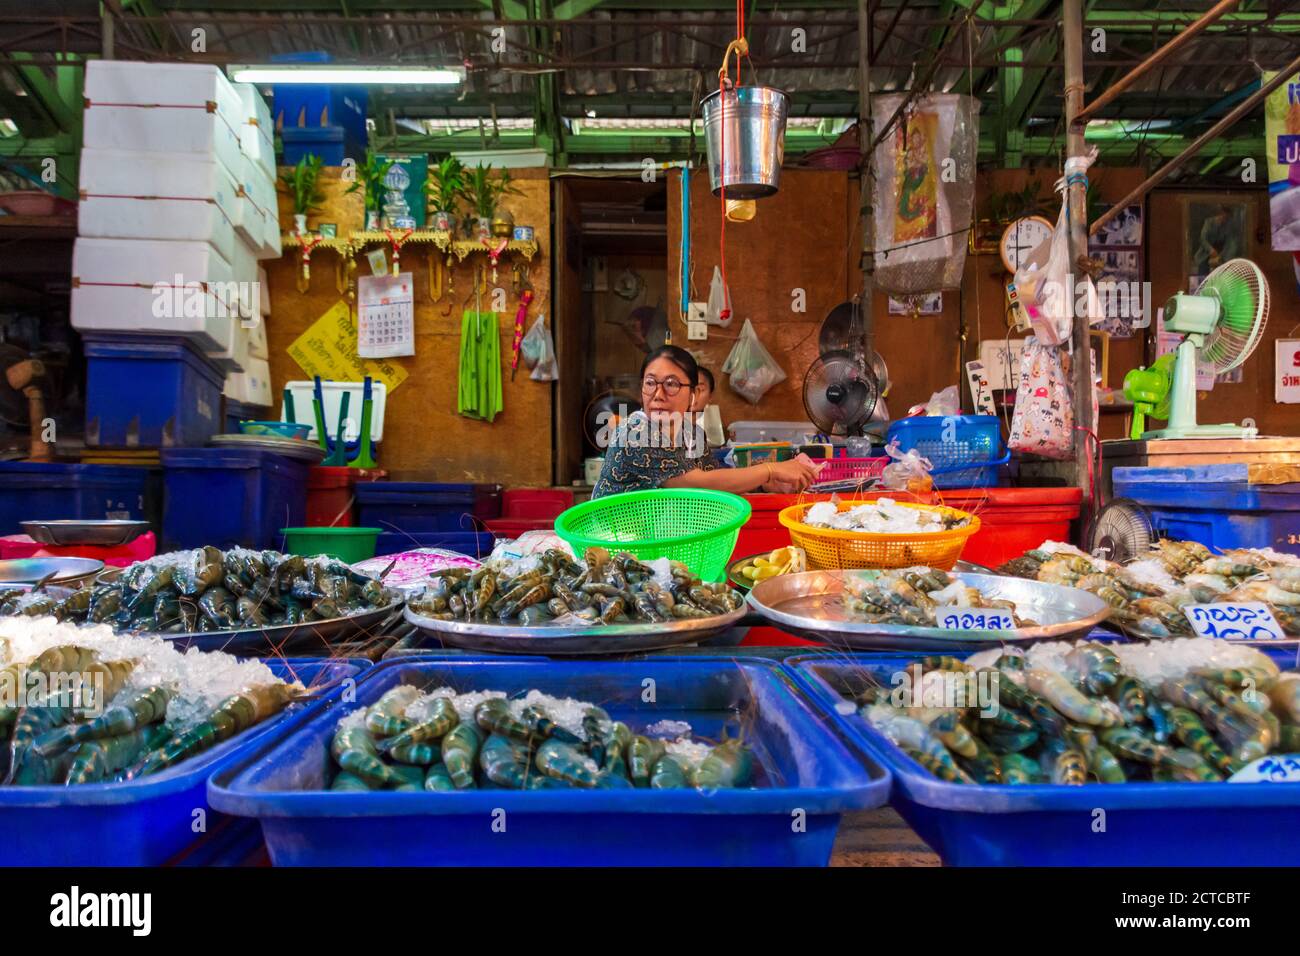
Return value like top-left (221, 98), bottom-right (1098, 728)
top-left (229, 65), bottom-right (464, 85)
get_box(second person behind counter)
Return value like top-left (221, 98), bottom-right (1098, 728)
top-left (591, 346), bottom-right (821, 499)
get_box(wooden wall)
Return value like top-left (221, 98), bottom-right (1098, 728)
top-left (668, 167), bottom-right (1300, 440)
top-left (265, 166), bottom-right (553, 484)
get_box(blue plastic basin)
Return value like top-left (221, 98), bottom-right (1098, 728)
top-left (0, 657), bottom-right (368, 866)
top-left (784, 649), bottom-right (1300, 866)
top-left (207, 656), bottom-right (890, 866)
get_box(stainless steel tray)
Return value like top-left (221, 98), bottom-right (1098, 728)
top-left (134, 596), bottom-right (405, 655)
top-left (209, 433), bottom-right (328, 463)
top-left (746, 570), bottom-right (1112, 651)
top-left (0, 557), bottom-right (105, 588)
top-left (21, 520), bottom-right (150, 547)
top-left (403, 603), bottom-right (749, 656)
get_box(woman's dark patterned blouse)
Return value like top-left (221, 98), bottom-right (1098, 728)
top-left (591, 412), bottom-right (716, 498)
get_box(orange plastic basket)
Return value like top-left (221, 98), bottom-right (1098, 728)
top-left (777, 500), bottom-right (980, 570)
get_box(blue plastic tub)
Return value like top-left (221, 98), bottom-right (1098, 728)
top-left (1113, 464), bottom-right (1300, 557)
top-left (83, 332), bottom-right (225, 448)
top-left (886, 415), bottom-right (1009, 489)
top-left (784, 650), bottom-right (1300, 866)
top-left (356, 481), bottom-right (499, 533)
top-left (281, 125), bottom-right (365, 166)
top-left (207, 656), bottom-right (890, 866)
top-left (374, 530), bottom-right (496, 558)
top-left (0, 657), bottom-right (368, 867)
top-left (0, 461), bottom-right (159, 535)
top-left (161, 447), bottom-right (309, 551)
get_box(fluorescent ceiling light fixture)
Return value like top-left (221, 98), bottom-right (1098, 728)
top-left (228, 65), bottom-right (464, 85)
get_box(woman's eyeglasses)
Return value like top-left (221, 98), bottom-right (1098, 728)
top-left (642, 375), bottom-right (686, 396)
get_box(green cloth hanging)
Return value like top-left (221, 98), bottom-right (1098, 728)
top-left (457, 310), bottom-right (503, 422)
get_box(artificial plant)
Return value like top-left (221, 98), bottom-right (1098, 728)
top-left (462, 162), bottom-right (522, 220)
top-left (280, 154), bottom-right (326, 216)
top-left (425, 155), bottom-right (467, 215)
top-left (345, 150), bottom-right (396, 212)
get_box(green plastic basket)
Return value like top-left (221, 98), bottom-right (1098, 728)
top-left (280, 526), bottom-right (382, 563)
top-left (553, 489), bottom-right (752, 581)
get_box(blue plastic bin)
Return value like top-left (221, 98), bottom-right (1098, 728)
top-left (271, 52), bottom-right (368, 146)
top-left (1112, 464), bottom-right (1300, 557)
top-left (886, 415), bottom-right (1009, 489)
top-left (356, 481), bottom-right (498, 534)
top-left (784, 649), bottom-right (1300, 866)
top-left (207, 657), bottom-right (889, 866)
top-left (0, 461), bottom-right (159, 535)
top-left (0, 657), bottom-right (367, 867)
top-left (281, 125), bottom-right (366, 167)
top-left (374, 530), bottom-right (496, 558)
top-left (83, 332), bottom-right (225, 449)
top-left (161, 447), bottom-right (309, 551)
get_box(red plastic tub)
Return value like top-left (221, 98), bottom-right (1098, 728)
top-left (0, 531), bottom-right (157, 567)
top-left (501, 488), bottom-right (574, 520)
top-left (305, 467), bottom-right (389, 528)
top-left (937, 487), bottom-right (1082, 568)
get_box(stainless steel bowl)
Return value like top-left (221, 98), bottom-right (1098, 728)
top-left (0, 557), bottom-right (106, 589)
top-left (746, 569), bottom-right (1112, 651)
top-left (20, 520), bottom-right (150, 547)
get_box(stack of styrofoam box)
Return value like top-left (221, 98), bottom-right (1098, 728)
top-left (223, 266), bottom-right (274, 408)
top-left (74, 62), bottom-right (281, 392)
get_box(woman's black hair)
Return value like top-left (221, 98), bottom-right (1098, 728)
top-left (697, 366), bottom-right (715, 392)
top-left (640, 345), bottom-right (699, 390)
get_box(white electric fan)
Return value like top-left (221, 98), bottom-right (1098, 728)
top-left (1143, 258), bottom-right (1269, 439)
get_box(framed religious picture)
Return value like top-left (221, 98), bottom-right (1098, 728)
top-left (1182, 195), bottom-right (1252, 280)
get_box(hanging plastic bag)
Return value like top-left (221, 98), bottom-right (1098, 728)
top-left (879, 439), bottom-right (933, 494)
top-left (527, 315), bottom-right (559, 382)
top-left (1012, 149), bottom-right (1102, 346)
top-left (520, 314), bottom-right (547, 369)
top-left (704, 265), bottom-right (733, 327)
top-left (1008, 336), bottom-right (1075, 460)
top-left (906, 384), bottom-right (960, 418)
top-left (721, 318), bottom-right (786, 404)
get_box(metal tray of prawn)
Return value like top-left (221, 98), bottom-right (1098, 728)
top-left (746, 570), bottom-right (1112, 652)
top-left (131, 594), bottom-right (406, 655)
top-left (402, 602), bottom-right (749, 656)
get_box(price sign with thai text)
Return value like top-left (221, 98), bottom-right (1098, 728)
top-left (1229, 754), bottom-right (1300, 783)
top-left (1181, 602), bottom-right (1287, 641)
top-left (936, 607), bottom-right (1016, 631)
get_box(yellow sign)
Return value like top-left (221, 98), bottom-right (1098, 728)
top-left (287, 300), bottom-right (409, 392)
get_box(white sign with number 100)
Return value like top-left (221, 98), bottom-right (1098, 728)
top-left (1181, 602), bottom-right (1287, 641)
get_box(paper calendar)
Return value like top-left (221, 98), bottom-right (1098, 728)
top-left (357, 273), bottom-right (415, 359)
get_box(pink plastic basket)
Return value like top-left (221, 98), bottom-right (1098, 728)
top-left (815, 457), bottom-right (887, 483)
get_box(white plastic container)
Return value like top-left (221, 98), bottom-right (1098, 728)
top-left (234, 82), bottom-right (276, 184)
top-left (234, 152), bottom-right (280, 258)
top-left (83, 61), bottom-right (244, 179)
top-left (728, 420), bottom-right (820, 445)
top-left (78, 148), bottom-right (239, 265)
top-left (71, 237), bottom-right (238, 356)
top-left (280, 379), bottom-right (387, 442)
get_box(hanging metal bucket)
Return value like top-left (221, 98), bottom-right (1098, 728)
top-left (701, 85), bottom-right (789, 199)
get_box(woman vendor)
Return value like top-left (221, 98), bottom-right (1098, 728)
top-left (591, 346), bottom-right (821, 498)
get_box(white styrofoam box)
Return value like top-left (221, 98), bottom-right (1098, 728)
top-left (258, 266), bottom-right (271, 317)
top-left (233, 153), bottom-right (280, 258)
top-left (281, 379), bottom-right (387, 443)
top-left (228, 358), bottom-right (273, 406)
top-left (234, 82), bottom-right (276, 183)
top-left (227, 225), bottom-right (258, 282)
top-left (72, 237), bottom-right (239, 356)
top-left (206, 318), bottom-right (249, 374)
top-left (84, 61), bottom-right (244, 179)
top-left (78, 148), bottom-right (239, 266)
top-left (246, 313), bottom-right (268, 361)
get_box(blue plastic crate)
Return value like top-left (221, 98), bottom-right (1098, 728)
top-left (356, 481), bottom-right (496, 533)
top-left (162, 447), bottom-right (308, 551)
top-left (83, 332), bottom-right (225, 449)
top-left (281, 125), bottom-right (366, 167)
top-left (0, 657), bottom-right (368, 867)
top-left (886, 415), bottom-right (1009, 489)
top-left (374, 530), bottom-right (496, 558)
top-left (207, 656), bottom-right (889, 866)
top-left (271, 52), bottom-right (368, 146)
top-left (1113, 464), bottom-right (1300, 557)
top-left (0, 461), bottom-right (159, 535)
top-left (784, 649), bottom-right (1300, 866)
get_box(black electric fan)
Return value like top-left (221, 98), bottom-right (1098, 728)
top-left (803, 298), bottom-right (881, 436)
top-left (1088, 498), bottom-right (1156, 564)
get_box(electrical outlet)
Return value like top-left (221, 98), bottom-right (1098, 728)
top-left (687, 320), bottom-right (708, 341)
top-left (688, 302), bottom-right (707, 324)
